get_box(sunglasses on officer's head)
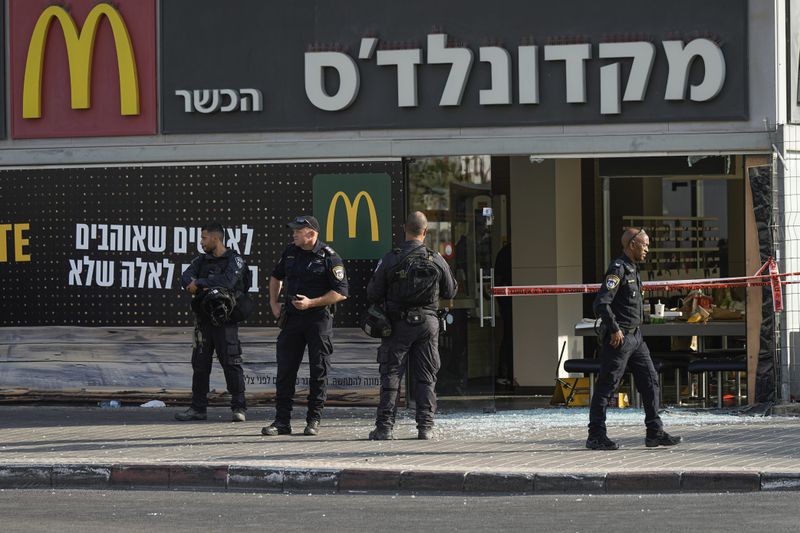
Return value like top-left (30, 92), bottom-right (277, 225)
top-left (294, 217), bottom-right (311, 226)
top-left (629, 227), bottom-right (647, 246)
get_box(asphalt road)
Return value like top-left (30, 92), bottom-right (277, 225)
top-left (0, 489), bottom-right (798, 532)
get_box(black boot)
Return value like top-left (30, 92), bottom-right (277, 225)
top-left (175, 408), bottom-right (207, 421)
top-left (585, 434), bottom-right (619, 450)
top-left (645, 430), bottom-right (682, 447)
top-left (417, 428), bottom-right (434, 440)
top-left (261, 421), bottom-right (292, 436)
top-left (368, 427), bottom-right (394, 440)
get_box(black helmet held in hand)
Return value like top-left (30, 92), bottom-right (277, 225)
top-left (192, 287), bottom-right (237, 326)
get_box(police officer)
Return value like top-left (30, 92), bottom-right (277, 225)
top-left (587, 227), bottom-right (682, 450)
top-left (176, 222), bottom-right (248, 422)
top-left (262, 215), bottom-right (348, 436)
top-left (367, 212), bottom-right (457, 440)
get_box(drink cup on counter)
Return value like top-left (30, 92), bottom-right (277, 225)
top-left (651, 300), bottom-right (665, 324)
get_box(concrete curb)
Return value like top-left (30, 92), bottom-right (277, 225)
top-left (606, 472), bottom-right (681, 493)
top-left (1, 464), bottom-right (798, 494)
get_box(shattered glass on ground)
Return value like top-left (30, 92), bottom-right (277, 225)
top-left (423, 407), bottom-right (776, 441)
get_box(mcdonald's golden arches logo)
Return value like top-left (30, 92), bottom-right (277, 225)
top-left (313, 174), bottom-right (392, 259)
top-left (23, 4), bottom-right (138, 119)
top-left (326, 191), bottom-right (380, 242)
top-left (10, 0), bottom-right (157, 139)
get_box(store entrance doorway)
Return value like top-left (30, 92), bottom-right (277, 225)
top-left (406, 156), bottom-right (510, 410)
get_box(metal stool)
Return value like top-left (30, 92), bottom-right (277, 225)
top-left (651, 352), bottom-right (692, 405)
top-left (687, 357), bottom-right (747, 407)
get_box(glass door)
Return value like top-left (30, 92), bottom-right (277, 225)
top-left (407, 156), bottom-right (505, 411)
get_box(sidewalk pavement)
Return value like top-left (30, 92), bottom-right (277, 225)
top-left (2, 405), bottom-right (800, 494)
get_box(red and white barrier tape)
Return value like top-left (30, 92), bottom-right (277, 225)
top-left (492, 258), bottom-right (789, 313)
top-left (769, 259), bottom-right (784, 312)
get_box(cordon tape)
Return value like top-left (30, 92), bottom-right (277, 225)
top-left (492, 257), bottom-right (789, 313)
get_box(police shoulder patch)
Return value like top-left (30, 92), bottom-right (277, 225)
top-left (605, 275), bottom-right (620, 290)
top-left (332, 265), bottom-right (345, 281)
top-left (235, 256), bottom-right (244, 269)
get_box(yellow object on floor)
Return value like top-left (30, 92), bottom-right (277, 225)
top-left (551, 380), bottom-right (630, 408)
top-left (551, 377), bottom-right (591, 406)
top-left (610, 392), bottom-right (630, 408)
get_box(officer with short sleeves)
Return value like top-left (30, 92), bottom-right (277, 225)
top-left (587, 227), bottom-right (682, 450)
top-left (262, 215), bottom-right (348, 436)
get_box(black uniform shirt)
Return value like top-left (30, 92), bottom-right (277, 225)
top-left (367, 239), bottom-right (458, 312)
top-left (593, 254), bottom-right (643, 333)
top-left (271, 239), bottom-right (348, 314)
top-left (181, 249), bottom-right (246, 292)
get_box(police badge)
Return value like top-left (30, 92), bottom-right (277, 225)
top-left (332, 265), bottom-right (345, 281)
top-left (605, 275), bottom-right (620, 290)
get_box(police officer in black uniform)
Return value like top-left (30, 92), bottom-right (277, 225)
top-left (367, 212), bottom-right (457, 440)
top-left (587, 227), bottom-right (682, 450)
top-left (176, 222), bottom-right (248, 422)
top-left (262, 215), bottom-right (348, 437)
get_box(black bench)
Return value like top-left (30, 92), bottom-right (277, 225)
top-left (559, 359), bottom-right (601, 406)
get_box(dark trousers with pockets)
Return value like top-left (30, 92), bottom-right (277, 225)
top-left (588, 328), bottom-right (663, 436)
top-left (274, 310), bottom-right (333, 425)
top-left (375, 315), bottom-right (440, 431)
top-left (191, 321), bottom-right (246, 412)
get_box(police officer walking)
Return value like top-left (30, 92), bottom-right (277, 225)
top-left (367, 212), bottom-right (457, 440)
top-left (176, 223), bottom-right (249, 422)
top-left (587, 227), bottom-right (682, 450)
top-left (262, 215), bottom-right (348, 436)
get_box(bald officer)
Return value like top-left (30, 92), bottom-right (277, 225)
top-left (587, 227), bottom-right (682, 450)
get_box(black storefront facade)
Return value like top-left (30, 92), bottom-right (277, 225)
top-left (0, 0), bottom-right (793, 407)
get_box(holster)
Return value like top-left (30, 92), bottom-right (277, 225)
top-left (595, 321), bottom-right (608, 345)
top-left (437, 308), bottom-right (448, 333)
top-left (277, 303), bottom-right (288, 329)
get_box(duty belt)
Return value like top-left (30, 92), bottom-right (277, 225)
top-left (388, 308), bottom-right (437, 321)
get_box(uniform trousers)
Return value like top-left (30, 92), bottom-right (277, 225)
top-left (191, 321), bottom-right (246, 411)
top-left (274, 310), bottom-right (333, 424)
top-left (588, 328), bottom-right (663, 436)
top-left (375, 315), bottom-right (440, 431)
